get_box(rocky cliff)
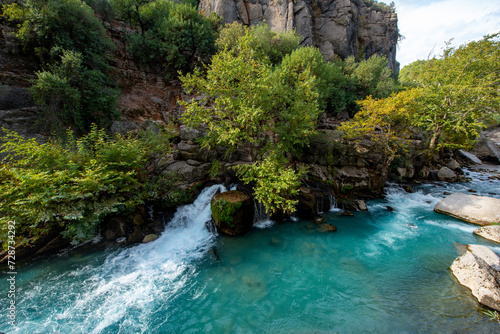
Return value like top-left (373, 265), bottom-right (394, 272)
top-left (199, 0), bottom-right (399, 71)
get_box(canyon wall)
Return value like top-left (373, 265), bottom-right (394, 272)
top-left (199, 0), bottom-right (399, 71)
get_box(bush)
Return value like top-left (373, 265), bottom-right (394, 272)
top-left (216, 22), bottom-right (301, 65)
top-left (31, 50), bottom-right (120, 133)
top-left (3, 0), bottom-right (113, 70)
top-left (280, 46), bottom-right (346, 113)
top-left (0, 124), bottom-right (175, 249)
top-left (121, 0), bottom-right (219, 72)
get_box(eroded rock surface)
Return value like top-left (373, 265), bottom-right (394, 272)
top-left (473, 225), bottom-right (500, 244)
top-left (434, 193), bottom-right (500, 226)
top-left (450, 244), bottom-right (500, 311)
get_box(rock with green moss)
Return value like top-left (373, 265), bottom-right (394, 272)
top-left (211, 191), bottom-right (254, 236)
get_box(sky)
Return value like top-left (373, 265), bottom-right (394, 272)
top-left (389, 0), bottom-right (500, 68)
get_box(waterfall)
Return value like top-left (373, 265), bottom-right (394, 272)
top-left (7, 184), bottom-right (227, 334)
top-left (329, 193), bottom-right (342, 212)
top-left (253, 199), bottom-right (275, 229)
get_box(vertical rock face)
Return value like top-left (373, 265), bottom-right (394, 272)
top-left (199, 0), bottom-right (399, 71)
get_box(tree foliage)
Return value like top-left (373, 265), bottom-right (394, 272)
top-left (31, 50), bottom-right (120, 133)
top-left (341, 33), bottom-right (500, 155)
top-left (216, 22), bottom-right (301, 65)
top-left (115, 0), bottom-right (220, 72)
top-left (181, 29), bottom-right (322, 213)
top-left (0, 125), bottom-right (175, 249)
top-left (2, 0), bottom-right (113, 69)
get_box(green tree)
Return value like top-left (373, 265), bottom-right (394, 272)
top-left (341, 33), bottom-right (500, 155)
top-left (31, 50), bottom-right (119, 133)
top-left (119, 0), bottom-right (219, 72)
top-left (3, 0), bottom-right (113, 69)
top-left (216, 22), bottom-right (301, 65)
top-left (180, 31), bottom-right (321, 213)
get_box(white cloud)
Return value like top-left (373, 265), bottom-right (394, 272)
top-left (391, 0), bottom-right (500, 68)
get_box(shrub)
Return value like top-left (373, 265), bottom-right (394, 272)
top-left (0, 124), bottom-right (175, 249)
top-left (216, 22), bottom-right (301, 65)
top-left (3, 0), bottom-right (113, 70)
top-left (30, 50), bottom-right (120, 133)
top-left (122, 0), bottom-right (219, 72)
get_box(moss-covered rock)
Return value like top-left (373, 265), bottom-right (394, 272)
top-left (211, 190), bottom-right (254, 236)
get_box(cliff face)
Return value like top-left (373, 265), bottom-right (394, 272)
top-left (199, 0), bottom-right (399, 71)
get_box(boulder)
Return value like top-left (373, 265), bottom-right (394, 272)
top-left (450, 244), bottom-right (500, 311)
top-left (211, 190), bottom-right (254, 236)
top-left (437, 167), bottom-right (457, 182)
top-left (434, 193), bottom-right (500, 225)
top-left (297, 187), bottom-right (332, 218)
top-left (356, 199), bottom-right (368, 211)
top-left (446, 159), bottom-right (462, 172)
top-left (474, 128), bottom-right (500, 164)
top-left (473, 225), bottom-right (500, 244)
top-left (458, 149), bottom-right (482, 165)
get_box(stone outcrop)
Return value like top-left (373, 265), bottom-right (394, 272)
top-left (450, 244), bottom-right (500, 311)
top-left (473, 225), bottom-right (500, 244)
top-left (199, 0), bottom-right (399, 70)
top-left (474, 127), bottom-right (500, 164)
top-left (211, 190), bottom-right (255, 235)
top-left (437, 167), bottom-right (457, 182)
top-left (434, 193), bottom-right (500, 226)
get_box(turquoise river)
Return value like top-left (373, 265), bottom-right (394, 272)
top-left (1, 169), bottom-right (500, 333)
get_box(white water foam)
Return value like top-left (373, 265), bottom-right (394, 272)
top-left (15, 184), bottom-right (226, 334)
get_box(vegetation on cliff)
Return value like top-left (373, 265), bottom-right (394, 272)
top-left (112, 0), bottom-right (220, 72)
top-left (2, 0), bottom-right (119, 133)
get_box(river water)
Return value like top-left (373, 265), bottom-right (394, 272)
top-left (1, 170), bottom-right (500, 333)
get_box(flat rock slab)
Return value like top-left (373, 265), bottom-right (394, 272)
top-left (474, 225), bottom-right (500, 244)
top-left (451, 244), bottom-right (500, 311)
top-left (434, 193), bottom-right (500, 225)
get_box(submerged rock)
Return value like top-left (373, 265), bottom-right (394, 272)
top-left (317, 224), bottom-right (337, 232)
top-left (473, 225), bottom-right (500, 244)
top-left (211, 190), bottom-right (254, 236)
top-left (450, 244), bottom-right (500, 311)
top-left (434, 193), bottom-right (500, 225)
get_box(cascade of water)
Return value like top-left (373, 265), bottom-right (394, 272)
top-left (329, 193), bottom-right (341, 212)
top-left (7, 184), bottom-right (227, 334)
top-left (253, 199), bottom-right (275, 229)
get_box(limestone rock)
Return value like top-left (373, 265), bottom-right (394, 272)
top-left (473, 225), bottom-right (500, 244)
top-left (211, 190), bottom-right (254, 236)
top-left (474, 128), bottom-right (500, 164)
top-left (356, 199), bottom-right (368, 211)
top-left (434, 193), bottom-right (500, 226)
top-left (458, 149), bottom-right (482, 165)
top-left (437, 167), bottom-right (457, 182)
top-left (450, 244), bottom-right (500, 311)
top-left (446, 159), bottom-right (461, 172)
